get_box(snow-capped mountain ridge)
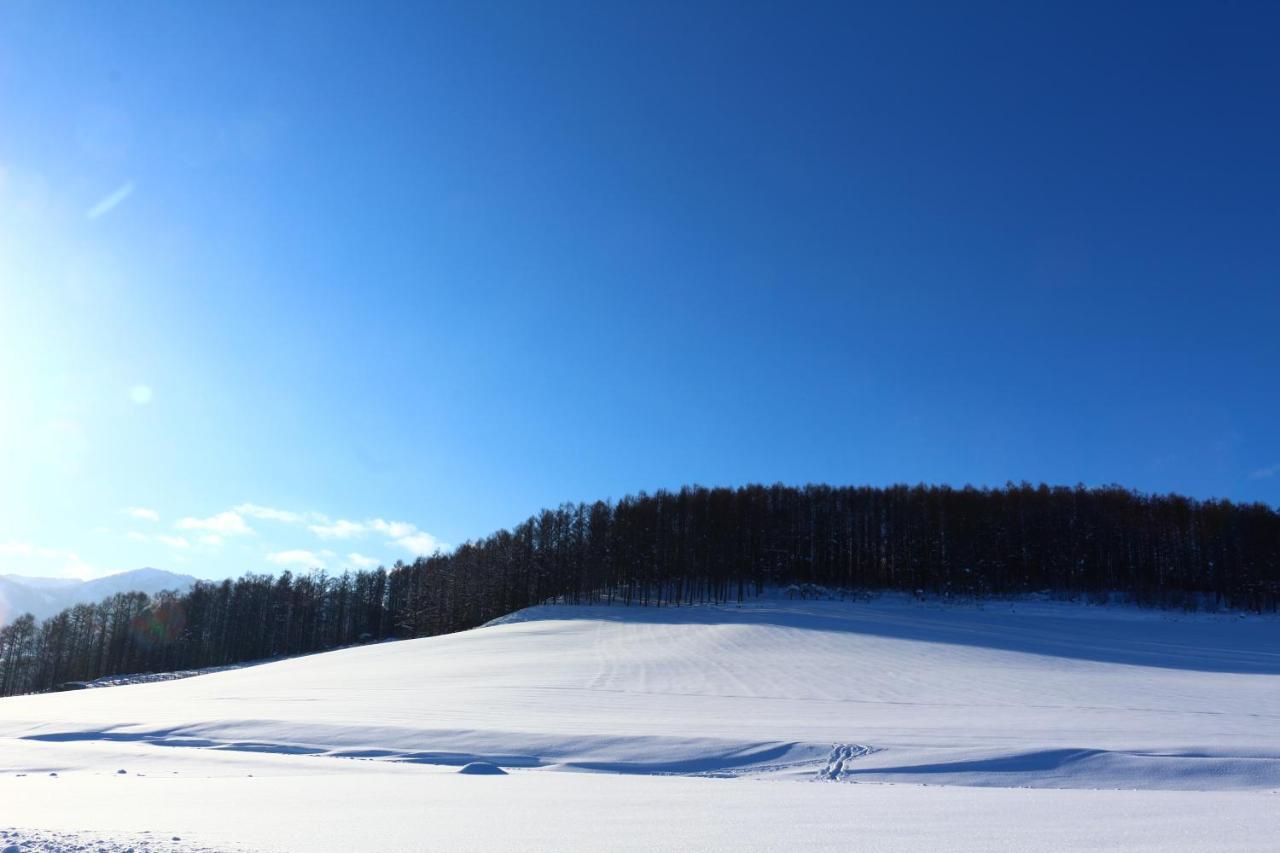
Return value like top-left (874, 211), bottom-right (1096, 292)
top-left (0, 568), bottom-right (197, 623)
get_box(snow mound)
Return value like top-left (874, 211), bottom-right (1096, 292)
top-left (457, 761), bottom-right (507, 775)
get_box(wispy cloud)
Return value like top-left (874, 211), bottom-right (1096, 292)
top-left (1249, 463), bottom-right (1280, 480)
top-left (309, 519), bottom-right (367, 539)
top-left (347, 553), bottom-right (380, 569)
top-left (93, 502), bottom-right (445, 578)
top-left (369, 519), bottom-right (416, 539)
top-left (175, 511), bottom-right (253, 536)
top-left (302, 515), bottom-right (447, 556)
top-left (370, 519), bottom-right (447, 555)
top-left (234, 503), bottom-right (320, 524)
top-left (266, 549), bottom-right (333, 568)
top-left (86, 181), bottom-right (135, 219)
top-left (395, 531), bottom-right (446, 556)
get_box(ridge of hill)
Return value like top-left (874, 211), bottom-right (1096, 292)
top-left (0, 569), bottom-right (197, 623)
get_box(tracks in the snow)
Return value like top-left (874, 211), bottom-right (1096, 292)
top-left (816, 743), bottom-right (877, 780)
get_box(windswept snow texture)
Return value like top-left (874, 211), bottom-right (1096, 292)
top-left (2, 596), bottom-right (1278, 851)
top-left (0, 826), bottom-right (227, 852)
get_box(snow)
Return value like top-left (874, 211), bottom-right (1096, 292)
top-left (73, 660), bottom-right (275, 689)
top-left (1, 767), bottom-right (1275, 852)
top-left (1, 594), bottom-right (1277, 850)
top-left (457, 761), bottom-right (507, 775)
top-left (0, 826), bottom-right (223, 853)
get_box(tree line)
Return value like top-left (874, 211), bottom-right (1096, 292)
top-left (2, 482), bottom-right (1277, 696)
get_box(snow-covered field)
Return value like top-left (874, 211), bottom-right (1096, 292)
top-left (1, 595), bottom-right (1277, 851)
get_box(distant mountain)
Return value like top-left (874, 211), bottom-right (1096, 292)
top-left (0, 568), bottom-right (197, 623)
top-left (75, 568), bottom-right (199, 604)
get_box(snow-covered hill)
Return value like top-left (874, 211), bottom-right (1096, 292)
top-left (0, 569), bottom-right (197, 623)
top-left (1, 595), bottom-right (1278, 851)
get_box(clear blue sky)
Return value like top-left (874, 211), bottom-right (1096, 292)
top-left (1, 1), bottom-right (1277, 580)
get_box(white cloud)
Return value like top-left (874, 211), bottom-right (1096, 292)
top-left (198, 534), bottom-right (223, 546)
top-left (347, 553), bottom-right (380, 569)
top-left (129, 384), bottom-right (153, 405)
top-left (175, 510), bottom-right (252, 536)
top-left (309, 519), bottom-right (366, 539)
top-left (306, 518), bottom-right (448, 557)
top-left (369, 519), bottom-right (417, 539)
top-left (206, 507), bottom-right (446, 559)
top-left (234, 503), bottom-right (317, 524)
top-left (266, 549), bottom-right (333, 568)
top-left (1248, 463), bottom-right (1280, 480)
top-left (396, 531), bottom-right (446, 556)
top-left (86, 180), bottom-right (134, 219)
top-left (364, 519), bottom-right (448, 555)
top-left (125, 506), bottom-right (159, 522)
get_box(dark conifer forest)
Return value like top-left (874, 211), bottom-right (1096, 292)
top-left (2, 482), bottom-right (1277, 696)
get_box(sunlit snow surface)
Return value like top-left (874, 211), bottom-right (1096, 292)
top-left (2, 595), bottom-right (1278, 851)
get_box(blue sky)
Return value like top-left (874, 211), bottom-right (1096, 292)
top-left (1, 1), bottom-right (1277, 580)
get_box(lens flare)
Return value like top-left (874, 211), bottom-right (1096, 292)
top-left (130, 599), bottom-right (187, 647)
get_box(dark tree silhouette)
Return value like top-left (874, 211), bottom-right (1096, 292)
top-left (2, 483), bottom-right (1277, 696)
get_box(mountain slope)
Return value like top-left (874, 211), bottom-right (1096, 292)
top-left (0, 569), bottom-right (197, 623)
